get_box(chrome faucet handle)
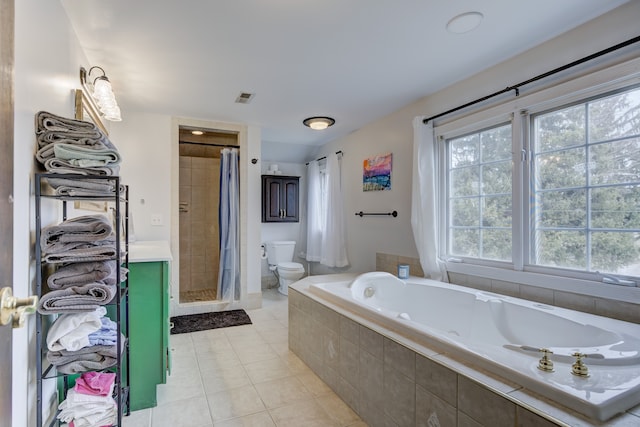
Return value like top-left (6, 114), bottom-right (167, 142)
top-left (537, 348), bottom-right (554, 372)
top-left (571, 352), bottom-right (590, 377)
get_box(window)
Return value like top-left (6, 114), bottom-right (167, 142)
top-left (442, 84), bottom-right (640, 280)
top-left (447, 124), bottom-right (513, 261)
top-left (531, 87), bottom-right (640, 275)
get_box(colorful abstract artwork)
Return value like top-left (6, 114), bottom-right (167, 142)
top-left (363, 152), bottom-right (392, 191)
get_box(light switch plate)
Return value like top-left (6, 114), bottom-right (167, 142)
top-left (151, 214), bottom-right (163, 226)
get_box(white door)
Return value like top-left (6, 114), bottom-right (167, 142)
top-left (0, 0), bottom-right (14, 426)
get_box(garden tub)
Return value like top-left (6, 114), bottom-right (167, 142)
top-left (306, 272), bottom-right (640, 422)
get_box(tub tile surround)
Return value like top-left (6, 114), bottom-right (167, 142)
top-left (289, 283), bottom-right (640, 427)
top-left (376, 253), bottom-right (640, 324)
top-left (376, 253), bottom-right (425, 279)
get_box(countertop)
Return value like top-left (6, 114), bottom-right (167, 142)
top-left (128, 240), bottom-right (173, 263)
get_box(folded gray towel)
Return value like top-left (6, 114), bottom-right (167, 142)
top-left (42, 244), bottom-right (118, 264)
top-left (43, 238), bottom-right (115, 255)
top-left (43, 157), bottom-right (119, 176)
top-left (46, 335), bottom-right (124, 374)
top-left (41, 215), bottom-right (113, 249)
top-left (53, 143), bottom-right (121, 167)
top-left (45, 177), bottom-right (124, 198)
top-left (37, 283), bottom-right (117, 314)
top-left (36, 137), bottom-right (112, 163)
top-left (34, 111), bottom-right (118, 165)
top-left (47, 261), bottom-right (128, 289)
top-left (36, 130), bottom-right (107, 149)
top-left (36, 111), bottom-right (103, 135)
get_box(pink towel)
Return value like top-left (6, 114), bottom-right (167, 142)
top-left (74, 371), bottom-right (116, 397)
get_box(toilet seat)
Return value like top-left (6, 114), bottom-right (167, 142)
top-left (275, 262), bottom-right (304, 296)
top-left (277, 262), bottom-right (303, 271)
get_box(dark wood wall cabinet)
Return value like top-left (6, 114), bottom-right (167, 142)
top-left (262, 175), bottom-right (299, 222)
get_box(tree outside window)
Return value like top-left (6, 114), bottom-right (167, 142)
top-left (532, 87), bottom-right (640, 274)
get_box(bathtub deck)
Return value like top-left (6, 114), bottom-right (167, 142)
top-left (289, 275), bottom-right (640, 427)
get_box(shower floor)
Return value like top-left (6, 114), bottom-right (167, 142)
top-left (180, 288), bottom-right (217, 303)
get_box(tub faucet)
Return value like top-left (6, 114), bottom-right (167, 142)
top-left (571, 352), bottom-right (589, 377)
top-left (537, 348), bottom-right (554, 372)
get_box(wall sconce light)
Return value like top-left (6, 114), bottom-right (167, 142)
top-left (80, 66), bottom-right (122, 121)
top-left (303, 116), bottom-right (335, 130)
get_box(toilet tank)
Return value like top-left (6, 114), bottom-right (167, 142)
top-left (265, 240), bottom-right (296, 265)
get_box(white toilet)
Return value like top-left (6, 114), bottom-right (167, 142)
top-left (265, 241), bottom-right (305, 295)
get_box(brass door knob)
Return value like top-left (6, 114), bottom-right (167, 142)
top-left (0, 287), bottom-right (38, 328)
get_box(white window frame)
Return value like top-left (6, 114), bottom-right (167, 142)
top-left (433, 57), bottom-right (640, 303)
top-left (440, 116), bottom-right (516, 270)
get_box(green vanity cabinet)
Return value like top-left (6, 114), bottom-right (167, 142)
top-left (128, 259), bottom-right (170, 410)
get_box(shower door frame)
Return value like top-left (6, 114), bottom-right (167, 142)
top-left (170, 117), bottom-right (259, 315)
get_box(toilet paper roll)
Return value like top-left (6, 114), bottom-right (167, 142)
top-left (260, 244), bottom-right (267, 259)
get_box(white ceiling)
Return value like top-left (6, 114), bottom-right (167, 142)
top-left (60, 0), bottom-right (629, 161)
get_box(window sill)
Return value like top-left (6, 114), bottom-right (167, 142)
top-left (445, 261), bottom-right (640, 304)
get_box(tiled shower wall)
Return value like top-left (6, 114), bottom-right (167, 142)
top-left (179, 156), bottom-right (220, 296)
top-left (288, 288), bottom-right (563, 427)
top-left (376, 252), bottom-right (640, 324)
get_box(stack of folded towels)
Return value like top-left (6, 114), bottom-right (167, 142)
top-left (38, 214), bottom-right (127, 314)
top-left (45, 307), bottom-right (122, 375)
top-left (35, 110), bottom-right (123, 197)
top-left (57, 371), bottom-right (118, 427)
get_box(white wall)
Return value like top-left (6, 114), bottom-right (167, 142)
top-left (309, 115), bottom-right (417, 277)
top-left (244, 125), bottom-right (262, 297)
top-left (14, 1), bottom-right (90, 425)
top-left (111, 114), bottom-right (263, 313)
top-left (260, 162), bottom-right (307, 278)
top-left (313, 1), bottom-right (640, 277)
top-left (110, 112), bottom-right (173, 242)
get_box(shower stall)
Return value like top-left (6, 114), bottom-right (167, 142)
top-left (178, 126), bottom-right (239, 303)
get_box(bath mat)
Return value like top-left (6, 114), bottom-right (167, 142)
top-left (170, 309), bottom-right (252, 334)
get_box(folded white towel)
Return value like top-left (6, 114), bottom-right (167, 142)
top-left (62, 387), bottom-right (115, 404)
top-left (46, 307), bottom-right (106, 351)
top-left (57, 388), bottom-right (117, 427)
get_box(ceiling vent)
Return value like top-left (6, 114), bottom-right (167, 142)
top-left (235, 92), bottom-right (255, 104)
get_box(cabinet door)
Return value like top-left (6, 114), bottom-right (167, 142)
top-left (281, 178), bottom-right (299, 222)
top-left (262, 176), bottom-right (299, 222)
top-left (262, 176), bottom-right (283, 222)
top-left (128, 261), bottom-right (168, 410)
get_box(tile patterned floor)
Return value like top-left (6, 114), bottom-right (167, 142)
top-left (123, 289), bottom-right (366, 427)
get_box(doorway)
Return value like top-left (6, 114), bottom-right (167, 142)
top-left (178, 126), bottom-right (239, 303)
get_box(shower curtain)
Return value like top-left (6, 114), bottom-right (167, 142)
top-left (305, 160), bottom-right (323, 262)
top-left (217, 148), bottom-right (240, 301)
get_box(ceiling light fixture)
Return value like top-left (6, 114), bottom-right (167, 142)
top-left (80, 66), bottom-right (122, 121)
top-left (303, 116), bottom-right (335, 130)
top-left (446, 11), bottom-right (484, 34)
top-left (191, 130), bottom-right (204, 136)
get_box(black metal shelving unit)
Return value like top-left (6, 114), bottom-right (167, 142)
top-left (35, 173), bottom-right (130, 427)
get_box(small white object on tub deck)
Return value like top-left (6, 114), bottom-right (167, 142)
top-left (398, 312), bottom-right (411, 320)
